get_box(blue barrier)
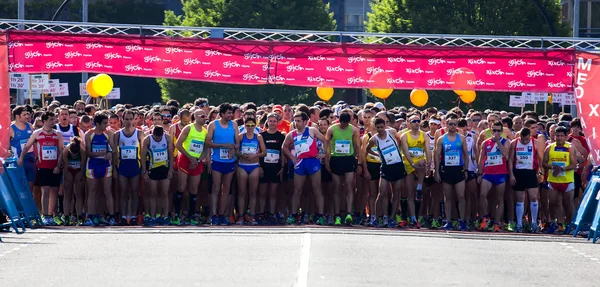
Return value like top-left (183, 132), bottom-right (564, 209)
top-left (572, 174), bottom-right (600, 237)
top-left (3, 158), bottom-right (43, 228)
top-left (0, 168), bottom-right (26, 234)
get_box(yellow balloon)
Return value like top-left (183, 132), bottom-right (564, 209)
top-left (370, 88), bottom-right (393, 100)
top-left (548, 93), bottom-right (553, 104)
top-left (458, 90), bottom-right (476, 104)
top-left (92, 74), bottom-right (114, 97)
top-left (410, 89), bottom-right (428, 107)
top-left (316, 87), bottom-right (334, 101)
top-left (86, 77), bottom-right (100, 98)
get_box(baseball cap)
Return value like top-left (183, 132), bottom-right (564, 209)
top-left (272, 105), bottom-right (283, 113)
top-left (557, 121), bottom-right (570, 129)
top-left (373, 102), bottom-right (385, 111)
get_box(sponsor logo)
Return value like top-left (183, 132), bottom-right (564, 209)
top-left (387, 57), bottom-right (406, 63)
top-left (467, 79), bottom-right (484, 86)
top-left (567, 71), bottom-right (574, 77)
top-left (46, 61), bottom-right (64, 69)
top-left (8, 62), bottom-right (24, 70)
top-left (64, 51), bottom-right (83, 59)
top-left (307, 76), bottom-right (325, 83)
top-left (427, 78), bottom-right (445, 86)
top-left (104, 52), bottom-right (123, 60)
top-left (125, 45), bottom-right (143, 52)
top-left (468, 58), bottom-right (486, 65)
top-left (125, 64), bottom-right (142, 72)
top-left (46, 41), bottom-right (64, 48)
top-left (269, 54), bottom-right (287, 60)
top-left (548, 60), bottom-right (566, 67)
top-left (7, 41), bottom-right (23, 49)
top-left (347, 77), bottom-right (365, 85)
top-left (527, 70), bottom-right (545, 78)
top-left (205, 50), bottom-right (222, 57)
top-left (268, 75), bottom-right (285, 82)
top-left (486, 69), bottom-right (505, 76)
top-left (24, 51), bottom-right (42, 59)
top-left (447, 68), bottom-right (464, 76)
top-left (243, 73), bottom-right (261, 81)
top-left (85, 42), bottom-right (103, 50)
top-left (508, 80), bottom-right (526, 88)
top-left (183, 58), bottom-right (201, 66)
top-left (164, 67), bottom-right (183, 75)
top-left (308, 55), bottom-right (326, 61)
top-left (508, 59), bottom-right (527, 67)
top-left (387, 78), bottom-right (405, 84)
top-left (286, 64), bottom-right (305, 72)
top-left (203, 70), bottom-right (222, 78)
top-left (348, 56), bottom-right (366, 64)
top-left (366, 66), bottom-right (385, 75)
top-left (406, 67), bottom-right (424, 74)
top-left (244, 53), bottom-right (263, 60)
top-left (85, 61), bottom-right (103, 69)
top-left (428, 58), bottom-right (446, 65)
top-left (548, 82), bottom-right (567, 88)
top-left (165, 47), bottom-right (184, 54)
top-left (223, 61), bottom-right (241, 69)
top-left (143, 55), bottom-right (162, 63)
top-left (326, 66), bottom-right (345, 72)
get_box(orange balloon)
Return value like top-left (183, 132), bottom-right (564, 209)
top-left (410, 89), bottom-right (428, 107)
top-left (86, 77), bottom-right (100, 98)
top-left (450, 67), bottom-right (477, 90)
top-left (458, 90), bottom-right (476, 104)
top-left (370, 88), bottom-right (393, 99)
top-left (316, 87), bottom-right (334, 101)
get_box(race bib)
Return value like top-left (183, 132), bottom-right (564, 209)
top-left (219, 148), bottom-right (230, 160)
top-left (554, 161), bottom-right (566, 177)
top-left (295, 138), bottom-right (309, 155)
top-left (381, 145), bottom-right (401, 165)
top-left (241, 142), bottom-right (258, 155)
top-left (334, 140), bottom-right (351, 155)
top-left (152, 148), bottom-right (168, 163)
top-left (20, 139), bottom-right (33, 154)
top-left (516, 152), bottom-right (533, 168)
top-left (265, 149), bottom-right (280, 163)
top-left (68, 160), bottom-right (81, 169)
top-left (92, 144), bottom-right (107, 154)
top-left (120, 146), bottom-right (137, 160)
top-left (408, 147), bottom-right (424, 159)
top-left (445, 150), bottom-right (460, 166)
top-left (190, 139), bottom-right (204, 154)
top-left (486, 151), bottom-right (503, 166)
top-left (42, 146), bottom-right (57, 161)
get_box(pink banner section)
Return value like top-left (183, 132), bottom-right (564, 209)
top-left (574, 52), bottom-right (600, 163)
top-left (7, 30), bottom-right (574, 93)
top-left (1, 32), bottom-right (11, 160)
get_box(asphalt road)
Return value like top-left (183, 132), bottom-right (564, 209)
top-left (0, 227), bottom-right (599, 287)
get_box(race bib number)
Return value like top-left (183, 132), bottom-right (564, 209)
top-left (381, 145), bottom-right (401, 165)
top-left (68, 160), bottom-right (81, 169)
top-left (295, 138), bottom-right (309, 155)
top-left (554, 161), bottom-right (566, 177)
top-left (408, 147), bottom-right (424, 159)
top-left (219, 148), bottom-right (230, 160)
top-left (445, 150), bottom-right (460, 166)
top-left (92, 144), bottom-right (107, 154)
top-left (152, 148), bottom-right (168, 163)
top-left (334, 140), bottom-right (351, 155)
top-left (20, 139), bottom-right (33, 154)
top-left (120, 146), bottom-right (137, 160)
top-left (265, 149), bottom-right (280, 164)
top-left (516, 152), bottom-right (533, 168)
top-left (190, 139), bottom-right (204, 154)
top-left (241, 142), bottom-right (258, 155)
top-left (42, 146), bottom-right (57, 161)
top-left (486, 152), bottom-right (503, 166)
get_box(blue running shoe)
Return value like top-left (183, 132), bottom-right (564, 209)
top-left (460, 221), bottom-right (468, 231)
top-left (219, 215), bottom-right (229, 226)
top-left (210, 215), bottom-right (219, 226)
top-left (443, 221), bottom-right (453, 230)
top-left (547, 222), bottom-right (557, 234)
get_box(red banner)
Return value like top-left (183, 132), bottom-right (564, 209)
top-left (6, 31), bottom-right (574, 93)
top-left (0, 32), bottom-right (11, 160)
top-left (575, 52), bottom-right (600, 163)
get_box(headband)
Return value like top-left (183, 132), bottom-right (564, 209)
top-left (429, 119), bottom-right (441, 125)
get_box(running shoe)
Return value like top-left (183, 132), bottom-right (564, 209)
top-left (163, 216), bottom-right (172, 226)
top-left (381, 216), bottom-right (389, 228)
top-left (516, 226), bottom-right (523, 233)
top-left (83, 218), bottom-right (94, 226)
top-left (155, 214), bottom-right (163, 225)
top-left (507, 221), bottom-right (516, 232)
top-left (42, 216), bottom-right (51, 226)
top-left (430, 219), bottom-right (441, 229)
top-left (388, 219), bottom-right (396, 228)
top-left (53, 215), bottom-right (64, 226)
top-left (69, 215), bottom-right (78, 226)
top-left (530, 224), bottom-right (539, 233)
top-left (171, 215), bottom-right (182, 226)
top-left (108, 217), bottom-right (117, 226)
top-left (418, 217), bottom-right (425, 228)
top-left (316, 216), bottom-right (326, 226)
top-left (334, 216), bottom-right (342, 226)
top-left (493, 223), bottom-right (501, 232)
top-left (557, 223), bottom-right (565, 233)
top-left (228, 216), bottom-right (236, 225)
top-left (249, 217), bottom-right (258, 226)
top-left (443, 221), bottom-right (453, 230)
top-left (479, 217), bottom-right (489, 231)
top-left (219, 215), bottom-right (229, 226)
top-left (394, 214), bottom-right (402, 224)
top-left (547, 222), bottom-right (557, 234)
top-left (130, 217), bottom-right (138, 226)
top-left (398, 218), bottom-right (409, 228)
top-left (414, 220), bottom-right (421, 229)
top-left (287, 215), bottom-right (296, 225)
top-left (327, 215), bottom-right (335, 226)
top-left (118, 217), bottom-right (129, 226)
top-left (208, 215), bottom-right (217, 226)
top-left (460, 220), bottom-right (468, 231)
top-left (344, 213), bottom-right (353, 225)
top-left (369, 216), bottom-right (378, 227)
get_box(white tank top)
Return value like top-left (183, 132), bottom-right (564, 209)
top-left (466, 133), bottom-right (477, 172)
top-left (515, 139), bottom-right (535, 170)
top-left (56, 124), bottom-right (76, 146)
top-left (118, 129), bottom-right (140, 161)
top-left (375, 131), bottom-right (402, 166)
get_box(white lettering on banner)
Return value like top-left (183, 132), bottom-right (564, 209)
top-left (567, 71), bottom-right (574, 77)
top-left (286, 64), bottom-right (305, 72)
top-left (143, 56), bottom-right (161, 63)
top-left (268, 54), bottom-right (288, 61)
top-left (427, 78), bottom-right (445, 86)
top-left (223, 61), bottom-right (241, 68)
top-left (204, 70), bottom-right (221, 78)
top-left (184, 58), bottom-right (201, 66)
top-left (8, 41), bottom-right (23, 49)
top-left (267, 75), bottom-right (285, 82)
top-left (549, 60), bottom-right (567, 67)
top-left (85, 62), bottom-right (103, 69)
top-left (527, 70), bottom-right (545, 78)
top-left (45, 61), bottom-right (64, 69)
top-left (347, 77), bottom-right (365, 84)
top-left (508, 59), bottom-right (526, 67)
top-left (307, 76), bottom-right (325, 83)
top-left (406, 68), bottom-right (424, 74)
top-left (366, 66), bottom-right (384, 74)
top-left (243, 73), bottom-right (261, 81)
top-left (125, 64), bottom-right (142, 72)
top-left (24, 51), bottom-right (42, 59)
top-left (244, 53), bottom-right (263, 60)
top-left (64, 51), bottom-right (82, 58)
top-left (104, 52), bottom-right (122, 60)
top-left (548, 82), bottom-right (567, 89)
top-left (508, 80), bottom-right (526, 88)
top-left (595, 149), bottom-right (600, 162)
top-left (45, 41), bottom-right (63, 48)
top-left (467, 79), bottom-right (484, 86)
top-left (486, 69), bottom-right (504, 75)
top-left (85, 42), bottom-right (104, 49)
top-left (125, 45), bottom-right (143, 52)
top-left (428, 58), bottom-right (446, 65)
top-left (326, 66), bottom-right (344, 72)
top-left (447, 68), bottom-right (463, 75)
top-left (9, 63), bottom-right (24, 71)
top-left (165, 47), bottom-right (183, 54)
top-left (387, 57), bottom-right (414, 63)
top-left (9, 73), bottom-right (30, 89)
top-left (164, 67), bottom-right (183, 75)
top-left (590, 104), bottom-right (600, 117)
top-left (308, 55), bottom-right (325, 61)
top-left (205, 50), bottom-right (222, 57)
top-left (348, 56), bottom-right (366, 63)
top-left (387, 78), bottom-right (405, 84)
top-left (468, 58), bottom-right (486, 65)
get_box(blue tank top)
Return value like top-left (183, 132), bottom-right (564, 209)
top-left (441, 134), bottom-right (464, 167)
top-left (240, 133), bottom-right (259, 155)
top-left (10, 123), bottom-right (34, 159)
top-left (89, 132), bottom-right (111, 164)
top-left (211, 120), bottom-right (236, 163)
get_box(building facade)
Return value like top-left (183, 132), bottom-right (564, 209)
top-left (325, 0), bottom-right (371, 32)
top-left (561, 0), bottom-right (600, 37)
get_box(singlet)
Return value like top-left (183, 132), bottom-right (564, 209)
top-left (118, 129), bottom-right (141, 165)
top-left (404, 130), bottom-right (426, 162)
top-left (482, 138), bottom-right (508, 175)
top-left (441, 134), bottom-right (464, 168)
top-left (466, 133), bottom-right (477, 172)
top-left (426, 131), bottom-right (435, 170)
top-left (67, 148), bottom-right (82, 170)
top-left (211, 120), bottom-right (236, 163)
top-left (547, 142), bottom-right (574, 183)
top-left (260, 130), bottom-right (285, 167)
top-left (240, 133), bottom-right (259, 157)
top-left (10, 123), bottom-right (34, 159)
top-left (182, 124), bottom-right (207, 159)
top-left (35, 129), bottom-right (60, 169)
top-left (148, 134), bottom-right (168, 169)
top-left (292, 127), bottom-right (318, 159)
top-left (365, 133), bottom-right (381, 164)
top-left (56, 124), bottom-right (78, 146)
top-left (172, 123), bottom-right (184, 157)
top-left (239, 125), bottom-right (261, 134)
top-left (375, 131), bottom-right (402, 166)
top-left (89, 131), bottom-right (111, 161)
top-left (330, 124), bottom-right (354, 157)
top-left (514, 139), bottom-right (537, 170)
top-left (568, 134), bottom-right (590, 174)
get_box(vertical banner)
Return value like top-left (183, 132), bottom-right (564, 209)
top-left (575, 52), bottom-right (600, 164)
top-left (0, 32), bottom-right (11, 160)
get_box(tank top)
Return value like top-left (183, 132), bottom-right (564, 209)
top-left (317, 139), bottom-right (327, 164)
top-left (56, 124), bottom-right (77, 146)
top-left (35, 129), bottom-right (60, 169)
top-left (514, 138), bottom-right (537, 170)
top-left (172, 123), bottom-right (183, 157)
top-left (568, 134), bottom-right (590, 174)
top-left (148, 134), bottom-right (168, 169)
top-left (441, 134), bottom-right (464, 167)
top-left (90, 132), bottom-right (111, 161)
top-left (118, 129), bottom-right (140, 164)
top-left (330, 124), bottom-right (354, 157)
top-left (260, 130), bottom-right (285, 167)
top-left (67, 148), bottom-right (82, 169)
top-left (547, 142), bottom-right (574, 183)
top-left (293, 127), bottom-right (318, 159)
top-left (182, 124), bottom-right (207, 159)
top-left (211, 120), bottom-right (236, 163)
top-left (375, 131), bottom-right (402, 166)
top-left (365, 133), bottom-right (381, 164)
top-left (10, 123), bottom-right (34, 159)
top-left (482, 138), bottom-right (508, 174)
top-left (240, 133), bottom-right (259, 156)
top-left (405, 130), bottom-right (426, 161)
top-left (239, 125), bottom-right (261, 134)
top-left (466, 133), bottom-right (477, 172)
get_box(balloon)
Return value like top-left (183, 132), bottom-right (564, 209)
top-left (92, 74), bottom-right (114, 97)
top-left (370, 88), bottom-right (393, 99)
top-left (316, 87), bottom-right (334, 101)
top-left (548, 93), bottom-right (553, 104)
top-left (410, 89), bottom-right (428, 107)
top-left (86, 77), bottom-right (100, 98)
top-left (450, 67), bottom-right (477, 90)
top-left (458, 90), bottom-right (476, 104)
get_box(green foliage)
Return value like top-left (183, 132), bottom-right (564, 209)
top-left (158, 0), bottom-right (336, 105)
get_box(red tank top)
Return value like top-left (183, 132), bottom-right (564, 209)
top-left (35, 130), bottom-right (60, 169)
top-left (568, 134), bottom-right (589, 174)
top-left (175, 123), bottom-right (183, 139)
top-left (482, 138), bottom-right (508, 174)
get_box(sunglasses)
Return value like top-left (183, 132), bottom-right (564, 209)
top-left (161, 114), bottom-right (171, 118)
top-left (472, 118), bottom-right (481, 122)
top-left (246, 124), bottom-right (256, 127)
top-left (198, 102), bottom-right (208, 107)
top-left (492, 129), bottom-right (502, 132)
top-left (447, 122), bottom-right (457, 126)
top-left (410, 119), bottom-right (421, 124)
top-left (197, 115), bottom-right (207, 118)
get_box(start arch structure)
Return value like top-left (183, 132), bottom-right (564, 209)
top-left (0, 19), bottom-right (598, 163)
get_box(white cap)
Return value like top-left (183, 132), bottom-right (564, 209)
top-left (374, 102), bottom-right (385, 110)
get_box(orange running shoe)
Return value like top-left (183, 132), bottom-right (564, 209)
top-left (479, 217), bottom-right (489, 231)
top-left (493, 223), bottom-right (501, 232)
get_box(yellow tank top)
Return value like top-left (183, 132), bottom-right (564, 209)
top-left (364, 133), bottom-right (381, 163)
top-left (404, 130), bottom-right (426, 163)
top-left (182, 124), bottom-right (207, 159)
top-left (547, 142), bottom-right (574, 183)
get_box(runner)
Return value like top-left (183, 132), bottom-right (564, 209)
top-left (19, 111), bottom-right (64, 226)
top-left (258, 113), bottom-right (286, 225)
top-left (508, 127), bottom-right (543, 233)
top-left (434, 113), bottom-right (469, 231)
top-left (55, 107), bottom-right (80, 222)
top-left (360, 109), bottom-right (381, 227)
top-left (325, 111), bottom-right (361, 225)
top-left (477, 120), bottom-right (510, 232)
top-left (282, 111), bottom-right (328, 225)
top-left (62, 137), bottom-right (85, 225)
top-left (10, 106), bottom-right (36, 194)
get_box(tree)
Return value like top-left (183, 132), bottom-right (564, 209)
top-left (157, 0), bottom-right (336, 105)
top-left (366, 0), bottom-right (570, 111)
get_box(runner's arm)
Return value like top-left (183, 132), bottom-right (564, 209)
top-left (566, 146), bottom-right (578, 171)
top-left (461, 135), bottom-right (469, 172)
top-left (281, 133), bottom-right (293, 160)
top-left (504, 127), bottom-right (514, 140)
top-left (167, 135), bottom-right (175, 171)
top-left (56, 132), bottom-right (64, 169)
top-left (507, 140), bottom-right (516, 177)
top-left (478, 140), bottom-right (487, 175)
top-left (19, 130), bottom-right (38, 163)
top-left (433, 137), bottom-right (442, 172)
top-left (140, 136), bottom-right (149, 172)
top-left (257, 134), bottom-right (267, 158)
top-left (400, 133), bottom-right (414, 165)
top-left (542, 146), bottom-right (552, 170)
top-left (313, 127), bottom-right (327, 146)
top-left (62, 145), bottom-right (69, 171)
top-left (424, 133), bottom-right (432, 168)
top-left (175, 126), bottom-right (196, 162)
top-left (497, 138), bottom-right (510, 158)
top-left (535, 138), bottom-right (544, 174)
top-left (571, 138), bottom-right (589, 163)
top-left (352, 127), bottom-right (361, 159)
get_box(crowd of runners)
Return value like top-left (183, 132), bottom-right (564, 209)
top-left (6, 97), bottom-right (594, 234)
